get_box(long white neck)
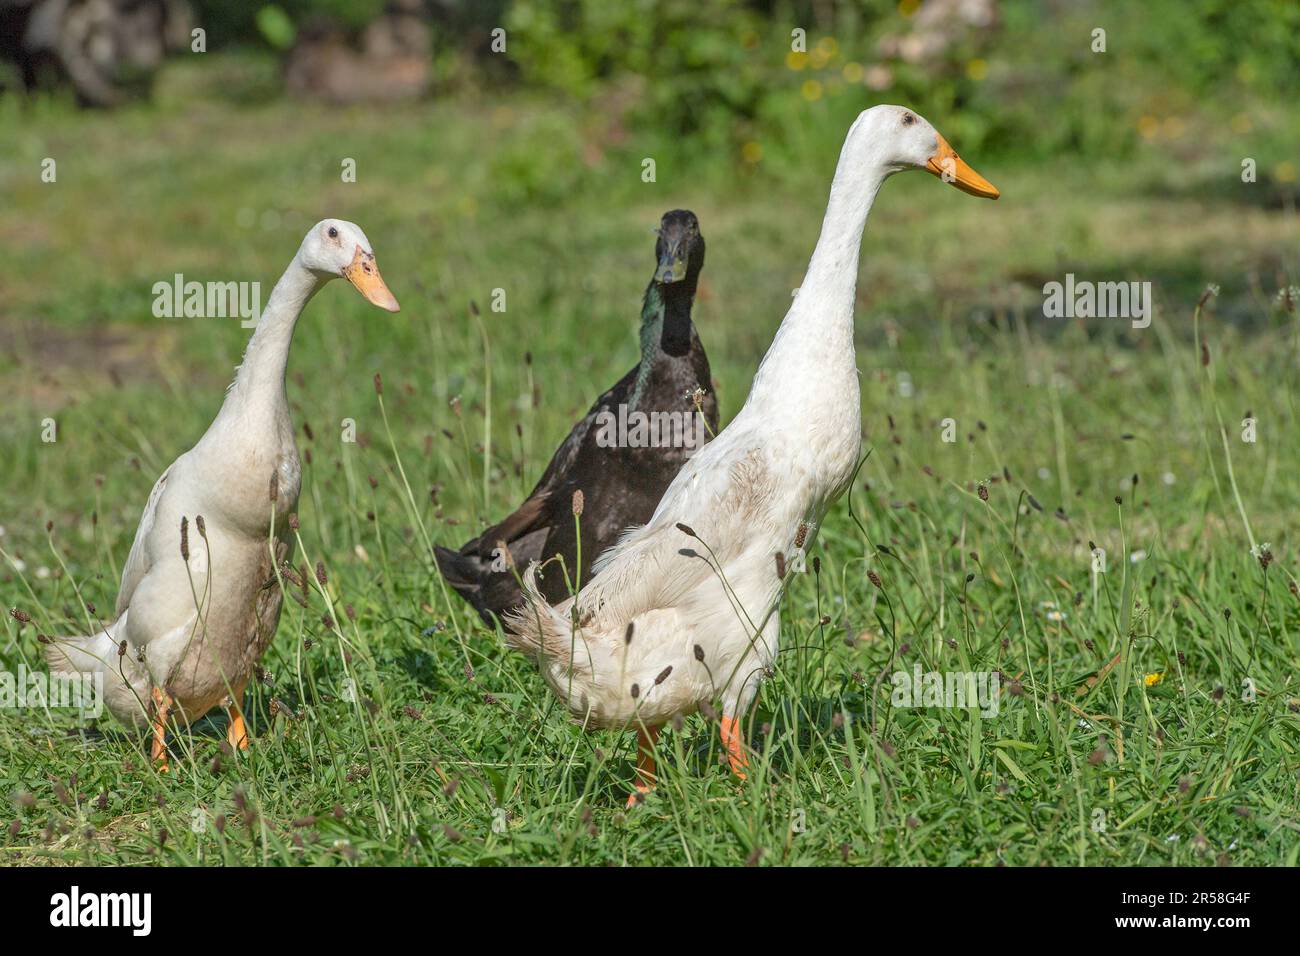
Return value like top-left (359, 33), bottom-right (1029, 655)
top-left (746, 120), bottom-right (890, 412)
top-left (219, 255), bottom-right (322, 419)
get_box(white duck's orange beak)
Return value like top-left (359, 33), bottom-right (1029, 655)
top-left (342, 245), bottom-right (400, 312)
top-left (925, 132), bottom-right (1000, 199)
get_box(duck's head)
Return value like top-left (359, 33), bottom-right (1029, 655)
top-left (653, 209), bottom-right (705, 286)
top-left (299, 219), bottom-right (401, 312)
top-left (858, 104), bottom-right (999, 199)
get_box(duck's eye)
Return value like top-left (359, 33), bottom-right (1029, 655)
top-left (902, 113), bottom-right (915, 126)
top-left (328, 226), bottom-right (339, 239)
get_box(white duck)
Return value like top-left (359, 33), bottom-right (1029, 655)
top-left (506, 106), bottom-right (998, 802)
top-left (46, 219), bottom-right (399, 768)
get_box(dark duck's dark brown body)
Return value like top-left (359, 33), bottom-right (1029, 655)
top-left (435, 210), bottom-right (718, 625)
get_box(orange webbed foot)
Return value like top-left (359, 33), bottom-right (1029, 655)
top-left (150, 687), bottom-right (173, 772)
top-left (626, 724), bottom-right (660, 807)
top-left (720, 714), bottom-right (749, 780)
top-left (225, 702), bottom-right (249, 751)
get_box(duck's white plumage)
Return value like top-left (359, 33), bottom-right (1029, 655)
top-left (506, 105), bottom-right (998, 733)
top-left (46, 219), bottom-right (399, 729)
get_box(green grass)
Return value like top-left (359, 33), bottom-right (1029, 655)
top-left (1, 66), bottom-right (1298, 865)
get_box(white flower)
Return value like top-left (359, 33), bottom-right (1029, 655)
top-left (1130, 549), bottom-right (1147, 563)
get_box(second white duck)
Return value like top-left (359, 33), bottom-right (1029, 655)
top-left (506, 105), bottom-right (999, 802)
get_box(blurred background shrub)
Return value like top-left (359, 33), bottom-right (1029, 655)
top-left (3, 0), bottom-right (1298, 175)
top-left (5, 0), bottom-right (1294, 155)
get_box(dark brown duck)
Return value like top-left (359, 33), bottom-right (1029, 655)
top-left (435, 210), bottom-right (718, 625)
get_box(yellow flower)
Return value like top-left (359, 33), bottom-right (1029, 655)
top-left (741, 141), bottom-right (763, 164)
top-left (842, 61), bottom-right (864, 83)
top-left (898, 0), bottom-right (920, 16)
top-left (786, 51), bottom-right (808, 71)
top-left (966, 58), bottom-right (988, 81)
top-left (1275, 160), bottom-right (1297, 184)
top-left (801, 79), bottom-right (823, 102)
top-left (1143, 672), bottom-right (1163, 687)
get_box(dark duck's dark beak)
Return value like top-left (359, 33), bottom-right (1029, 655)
top-left (654, 210), bottom-right (701, 285)
top-left (656, 241), bottom-right (688, 284)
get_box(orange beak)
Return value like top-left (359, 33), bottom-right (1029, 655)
top-left (342, 245), bottom-right (400, 312)
top-left (925, 133), bottom-right (999, 199)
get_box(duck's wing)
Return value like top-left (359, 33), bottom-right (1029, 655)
top-left (454, 452), bottom-right (567, 562)
top-left (526, 369), bottom-right (635, 500)
top-left (115, 465), bottom-right (173, 617)
top-left (462, 368), bottom-right (636, 558)
top-left (459, 487), bottom-right (552, 559)
top-left (581, 431), bottom-right (771, 622)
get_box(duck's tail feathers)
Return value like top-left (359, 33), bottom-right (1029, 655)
top-left (43, 613), bottom-right (151, 726)
top-left (434, 544), bottom-right (481, 590)
top-left (434, 542), bottom-right (482, 589)
top-left (502, 561), bottom-right (577, 664)
top-left (436, 544), bottom-right (503, 624)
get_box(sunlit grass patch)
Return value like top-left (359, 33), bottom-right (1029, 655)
top-left (1, 89), bottom-right (1297, 866)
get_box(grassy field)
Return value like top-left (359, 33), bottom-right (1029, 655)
top-left (1, 62), bottom-right (1298, 865)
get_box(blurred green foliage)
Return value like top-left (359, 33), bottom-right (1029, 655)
top-left (173, 0), bottom-right (1300, 169)
top-left (504, 0), bottom-right (1300, 164)
top-left (254, 6), bottom-right (298, 50)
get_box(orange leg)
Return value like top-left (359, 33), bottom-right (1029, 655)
top-left (720, 714), bottom-right (748, 780)
top-left (225, 696), bottom-right (249, 751)
top-left (626, 724), bottom-right (660, 808)
top-left (150, 687), bottom-right (172, 772)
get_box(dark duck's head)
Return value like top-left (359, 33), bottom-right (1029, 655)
top-left (653, 210), bottom-right (705, 289)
